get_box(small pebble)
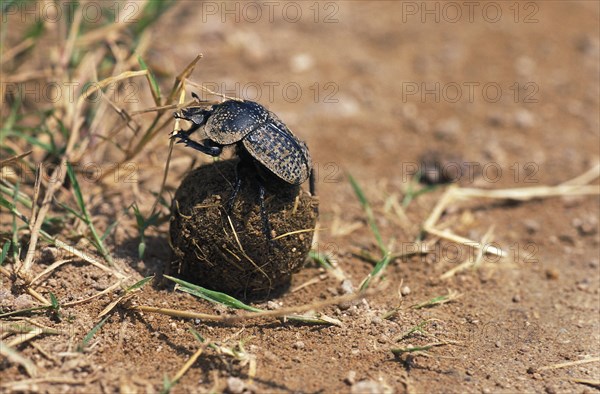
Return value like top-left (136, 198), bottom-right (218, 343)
top-left (344, 370), bottom-right (357, 385)
top-left (226, 377), bottom-right (245, 394)
top-left (293, 341), bottom-right (305, 350)
top-left (576, 280), bottom-right (589, 291)
top-left (514, 109), bottom-right (536, 129)
top-left (495, 341), bottom-right (502, 348)
top-left (515, 56), bottom-right (536, 76)
top-left (523, 219), bottom-right (540, 234)
top-left (545, 385), bottom-right (557, 394)
top-left (351, 380), bottom-right (387, 394)
top-left (545, 268), bottom-right (560, 280)
top-left (370, 316), bottom-right (383, 325)
top-left (266, 301), bottom-right (280, 310)
top-left (512, 294), bottom-right (521, 303)
top-left (290, 53), bottom-right (315, 73)
top-left (340, 279), bottom-right (355, 295)
top-left (401, 286), bottom-right (411, 296)
top-left (572, 217), bottom-right (598, 236)
top-left (433, 117), bottom-right (461, 141)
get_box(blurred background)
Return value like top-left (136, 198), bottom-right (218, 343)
top-left (1, 1), bottom-right (598, 392)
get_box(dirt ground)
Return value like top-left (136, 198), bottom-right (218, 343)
top-left (1, 1), bottom-right (599, 393)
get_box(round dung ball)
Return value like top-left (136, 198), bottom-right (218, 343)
top-left (169, 159), bottom-right (318, 296)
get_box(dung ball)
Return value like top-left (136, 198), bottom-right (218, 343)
top-left (169, 159), bottom-right (318, 296)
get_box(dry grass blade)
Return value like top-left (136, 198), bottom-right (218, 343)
top-left (64, 278), bottom-right (128, 308)
top-left (427, 227), bottom-right (506, 258)
top-left (79, 70), bottom-right (149, 102)
top-left (454, 184), bottom-right (599, 200)
top-left (536, 356), bottom-right (599, 371)
top-left (132, 289), bottom-right (371, 324)
top-left (4, 200), bottom-right (124, 278)
top-left (440, 226), bottom-right (498, 279)
top-left (411, 289), bottom-right (462, 309)
top-left (271, 228), bottom-right (318, 241)
top-left (169, 344), bottom-right (207, 386)
top-left (29, 260), bottom-right (72, 286)
top-left (391, 341), bottom-right (457, 356)
top-left (1, 376), bottom-right (99, 391)
top-left (225, 215), bottom-right (270, 287)
top-left (0, 151), bottom-right (32, 168)
top-left (570, 378), bottom-right (600, 388)
top-left (7, 328), bottom-right (44, 347)
top-left (148, 87), bottom-right (186, 217)
top-left (422, 165), bottom-right (600, 270)
top-left (0, 341), bottom-right (38, 377)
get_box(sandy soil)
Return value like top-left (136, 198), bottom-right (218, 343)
top-left (1, 1), bottom-right (599, 393)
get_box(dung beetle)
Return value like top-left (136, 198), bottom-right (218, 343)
top-left (172, 95), bottom-right (316, 239)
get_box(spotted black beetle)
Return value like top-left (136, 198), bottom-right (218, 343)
top-left (172, 95), bottom-right (316, 239)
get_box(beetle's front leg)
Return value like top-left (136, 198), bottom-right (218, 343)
top-left (172, 133), bottom-right (223, 157)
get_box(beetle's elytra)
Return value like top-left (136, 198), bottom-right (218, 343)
top-left (172, 97), bottom-right (316, 240)
top-left (173, 98), bottom-right (314, 193)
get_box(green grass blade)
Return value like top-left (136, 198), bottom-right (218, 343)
top-left (66, 162), bottom-right (113, 265)
top-left (188, 327), bottom-right (206, 343)
top-left (0, 306), bottom-right (50, 318)
top-left (126, 276), bottom-right (154, 292)
top-left (49, 292), bottom-right (59, 309)
top-left (10, 183), bottom-right (21, 263)
top-left (56, 200), bottom-right (86, 221)
top-left (164, 275), bottom-right (264, 313)
top-left (309, 250), bottom-right (334, 270)
top-left (348, 174), bottom-right (387, 255)
top-left (100, 218), bottom-right (119, 242)
top-left (137, 55), bottom-right (161, 105)
top-left (360, 252), bottom-right (392, 291)
top-left (0, 182), bottom-right (33, 209)
top-left (133, 1), bottom-right (175, 37)
top-left (67, 163), bottom-right (87, 214)
top-left (0, 241), bottom-right (11, 266)
top-left (391, 344), bottom-right (436, 356)
top-left (77, 315), bottom-right (110, 352)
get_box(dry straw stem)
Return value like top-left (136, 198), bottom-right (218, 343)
top-left (6, 204), bottom-right (124, 279)
top-left (1, 376), bottom-right (99, 391)
top-left (6, 328), bottom-right (45, 348)
top-left (131, 289), bottom-right (371, 324)
top-left (423, 164), bottom-right (600, 263)
top-left (63, 278), bottom-right (128, 308)
top-left (170, 344), bottom-right (208, 386)
top-left (0, 151), bottom-right (32, 169)
top-left (226, 215), bottom-right (271, 287)
top-left (440, 226), bottom-right (498, 279)
top-left (570, 378), bottom-right (600, 388)
top-left (536, 356), bottom-right (600, 372)
top-left (0, 341), bottom-right (37, 377)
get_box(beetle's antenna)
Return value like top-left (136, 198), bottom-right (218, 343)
top-left (186, 79), bottom-right (243, 102)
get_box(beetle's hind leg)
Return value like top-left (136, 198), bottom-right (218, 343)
top-left (257, 179), bottom-right (273, 243)
top-left (226, 161), bottom-right (243, 213)
top-left (309, 168), bottom-right (317, 197)
top-left (309, 168), bottom-right (319, 215)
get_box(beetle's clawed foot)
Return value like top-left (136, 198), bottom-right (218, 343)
top-left (171, 130), bottom-right (189, 143)
top-left (171, 132), bottom-right (200, 150)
